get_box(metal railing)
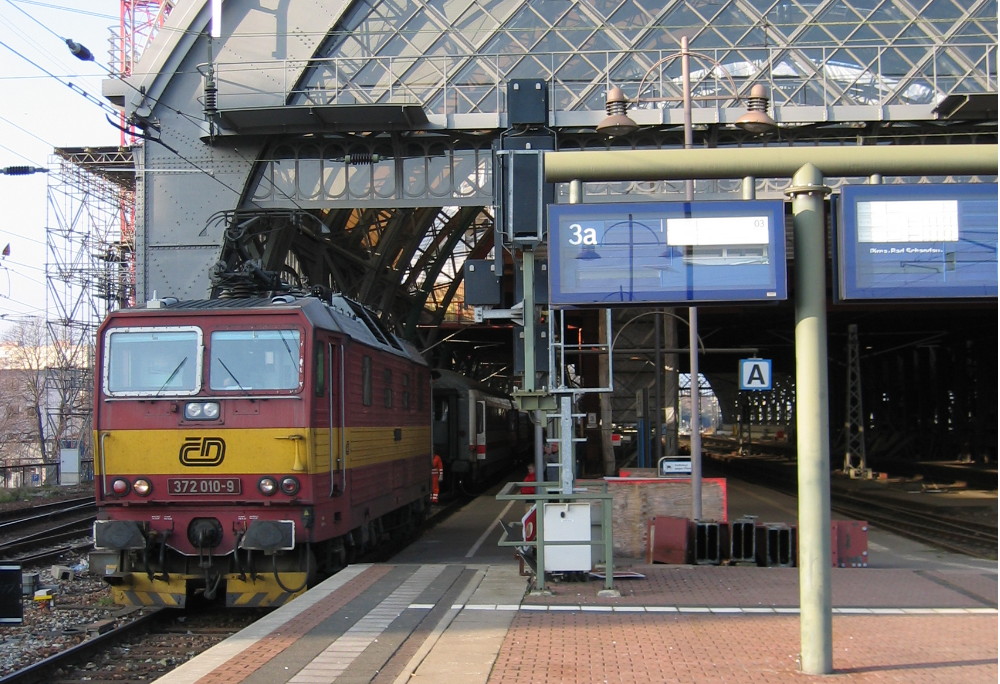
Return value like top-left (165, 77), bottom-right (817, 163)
top-left (207, 44), bottom-right (997, 120)
top-left (0, 460), bottom-right (93, 489)
top-left (496, 479), bottom-right (616, 593)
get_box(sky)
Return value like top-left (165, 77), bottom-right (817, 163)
top-left (0, 0), bottom-right (122, 336)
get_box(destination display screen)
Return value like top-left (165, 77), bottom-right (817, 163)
top-left (547, 200), bottom-right (787, 306)
top-left (836, 183), bottom-right (998, 300)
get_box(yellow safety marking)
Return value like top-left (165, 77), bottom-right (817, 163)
top-left (226, 573), bottom-right (307, 607)
top-left (112, 575), bottom-right (186, 608)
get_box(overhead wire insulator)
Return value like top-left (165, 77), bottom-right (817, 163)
top-left (1, 166), bottom-right (48, 176)
top-left (204, 80), bottom-right (218, 115)
top-left (203, 66), bottom-right (219, 117)
top-left (343, 153), bottom-right (381, 165)
top-left (65, 39), bottom-right (94, 62)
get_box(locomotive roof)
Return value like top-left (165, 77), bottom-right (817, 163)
top-left (109, 294), bottom-right (426, 366)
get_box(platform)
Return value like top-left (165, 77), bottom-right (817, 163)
top-left (160, 559), bottom-right (996, 684)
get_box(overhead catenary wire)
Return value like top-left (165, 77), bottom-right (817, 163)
top-left (0, 35), bottom-right (280, 207)
top-left (0, 227), bottom-right (45, 247)
top-left (0, 24), bottom-right (319, 246)
top-left (0, 28), bottom-right (312, 226)
top-left (0, 39), bottom-right (120, 120)
top-left (0, 140), bottom-right (46, 167)
top-left (3, 2), bottom-right (318, 212)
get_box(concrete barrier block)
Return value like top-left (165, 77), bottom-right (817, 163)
top-left (51, 565), bottom-right (74, 581)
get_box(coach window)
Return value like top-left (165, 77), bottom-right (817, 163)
top-left (383, 368), bottom-right (393, 408)
top-left (362, 356), bottom-right (372, 406)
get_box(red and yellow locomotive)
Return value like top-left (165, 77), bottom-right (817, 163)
top-left (93, 294), bottom-right (431, 607)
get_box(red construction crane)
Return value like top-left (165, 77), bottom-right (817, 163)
top-left (116, 1), bottom-right (172, 145)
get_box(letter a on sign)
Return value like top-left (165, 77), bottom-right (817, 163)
top-left (739, 359), bottom-right (772, 390)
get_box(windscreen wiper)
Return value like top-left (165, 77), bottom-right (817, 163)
top-left (156, 357), bottom-right (187, 395)
top-left (217, 358), bottom-right (247, 391)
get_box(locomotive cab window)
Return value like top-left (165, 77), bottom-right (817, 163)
top-left (313, 344), bottom-right (326, 397)
top-left (209, 329), bottom-right (302, 391)
top-left (361, 355), bottom-right (373, 406)
top-left (104, 327), bottom-right (201, 396)
top-left (383, 368), bottom-right (393, 408)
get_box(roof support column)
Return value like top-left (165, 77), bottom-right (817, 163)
top-left (787, 163), bottom-right (833, 674)
top-left (543, 143), bottom-right (997, 676)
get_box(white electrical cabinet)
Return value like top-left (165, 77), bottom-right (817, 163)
top-left (542, 502), bottom-right (592, 572)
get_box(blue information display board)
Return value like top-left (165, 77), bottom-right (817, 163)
top-left (548, 201), bottom-right (787, 306)
top-left (836, 183), bottom-right (998, 300)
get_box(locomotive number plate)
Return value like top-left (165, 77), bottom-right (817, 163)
top-left (167, 478), bottom-right (242, 495)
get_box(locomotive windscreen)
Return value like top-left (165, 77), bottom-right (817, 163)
top-left (209, 329), bottom-right (301, 391)
top-left (104, 327), bottom-right (201, 396)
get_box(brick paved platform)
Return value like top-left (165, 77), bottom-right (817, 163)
top-left (159, 562), bottom-right (997, 684)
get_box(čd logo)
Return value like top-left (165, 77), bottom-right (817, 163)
top-left (179, 437), bottom-right (226, 466)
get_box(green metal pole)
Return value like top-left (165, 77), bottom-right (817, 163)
top-left (788, 163), bottom-right (833, 675)
top-left (522, 248), bottom-right (536, 391)
top-left (544, 145), bottom-right (998, 183)
top-left (542, 144), bottom-right (996, 670)
top-left (534, 490), bottom-right (546, 592)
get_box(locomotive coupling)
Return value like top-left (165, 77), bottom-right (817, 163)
top-left (188, 518), bottom-right (225, 549)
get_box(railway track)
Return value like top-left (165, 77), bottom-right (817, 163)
top-left (0, 519), bottom-right (96, 559)
top-left (0, 497), bottom-right (95, 525)
top-left (0, 497), bottom-right (97, 564)
top-left (830, 491), bottom-right (998, 560)
top-left (0, 496), bottom-right (457, 683)
top-left (0, 606), bottom-right (264, 684)
top-left (700, 438), bottom-right (998, 561)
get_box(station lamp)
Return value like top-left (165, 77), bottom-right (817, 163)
top-left (597, 83), bottom-right (777, 137)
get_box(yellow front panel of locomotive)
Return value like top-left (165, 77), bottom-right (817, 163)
top-left (94, 428), bottom-right (320, 475)
top-left (94, 425), bottom-right (431, 475)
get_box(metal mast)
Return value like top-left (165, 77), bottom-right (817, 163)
top-left (842, 324), bottom-right (868, 477)
top-left (40, 2), bottom-right (167, 482)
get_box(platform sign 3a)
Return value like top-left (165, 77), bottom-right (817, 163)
top-left (740, 358), bottom-right (772, 390)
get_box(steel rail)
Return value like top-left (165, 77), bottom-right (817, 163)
top-left (0, 608), bottom-right (166, 684)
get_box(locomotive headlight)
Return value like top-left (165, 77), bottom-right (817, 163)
top-left (184, 401), bottom-right (220, 420)
top-left (279, 476), bottom-right (300, 496)
top-left (111, 478), bottom-right (130, 496)
top-left (258, 477), bottom-right (278, 496)
top-left (132, 478), bottom-right (152, 496)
